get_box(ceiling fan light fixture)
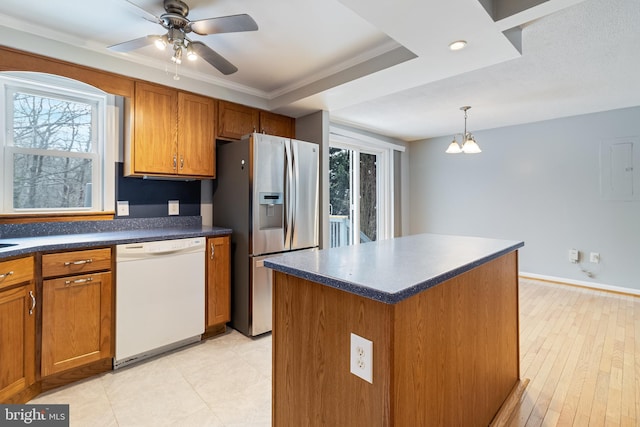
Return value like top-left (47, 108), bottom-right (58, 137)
top-left (171, 46), bottom-right (183, 64)
top-left (186, 44), bottom-right (198, 61)
top-left (154, 35), bottom-right (168, 50)
top-left (107, 0), bottom-right (257, 76)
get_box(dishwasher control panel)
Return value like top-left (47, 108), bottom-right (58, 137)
top-left (116, 237), bottom-right (205, 261)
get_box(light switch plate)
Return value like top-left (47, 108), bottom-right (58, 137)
top-left (117, 201), bottom-right (129, 216)
top-left (168, 200), bottom-right (179, 216)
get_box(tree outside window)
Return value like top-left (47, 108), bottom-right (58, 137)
top-left (11, 92), bottom-right (95, 209)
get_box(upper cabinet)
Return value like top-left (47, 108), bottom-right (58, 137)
top-left (259, 110), bottom-right (295, 139)
top-left (217, 100), bottom-right (295, 140)
top-left (127, 81), bottom-right (216, 179)
top-left (178, 92), bottom-right (216, 177)
top-left (217, 101), bottom-right (259, 140)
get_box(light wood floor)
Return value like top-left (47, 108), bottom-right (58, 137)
top-left (509, 278), bottom-right (640, 426)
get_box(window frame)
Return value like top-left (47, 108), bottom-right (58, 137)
top-left (0, 72), bottom-right (115, 215)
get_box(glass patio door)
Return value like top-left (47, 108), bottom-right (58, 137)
top-left (329, 146), bottom-right (378, 248)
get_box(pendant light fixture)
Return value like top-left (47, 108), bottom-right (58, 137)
top-left (445, 106), bottom-right (482, 154)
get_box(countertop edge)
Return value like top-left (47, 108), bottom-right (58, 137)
top-left (265, 240), bottom-right (524, 304)
top-left (0, 227), bottom-right (232, 259)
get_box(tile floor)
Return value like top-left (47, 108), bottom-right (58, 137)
top-left (30, 329), bottom-right (272, 427)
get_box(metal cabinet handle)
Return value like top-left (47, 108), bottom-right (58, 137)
top-left (173, 155), bottom-right (177, 170)
top-left (29, 291), bottom-right (36, 315)
top-left (210, 242), bottom-right (215, 259)
top-left (180, 156), bottom-right (184, 169)
top-left (64, 277), bottom-right (93, 286)
top-left (0, 270), bottom-right (14, 280)
top-left (64, 259), bottom-right (93, 266)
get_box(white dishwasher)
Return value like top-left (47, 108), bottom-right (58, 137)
top-left (114, 237), bottom-right (205, 369)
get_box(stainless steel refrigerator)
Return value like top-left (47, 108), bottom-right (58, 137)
top-left (213, 133), bottom-right (319, 336)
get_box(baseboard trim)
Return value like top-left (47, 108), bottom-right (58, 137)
top-left (519, 272), bottom-right (640, 297)
top-left (490, 378), bottom-right (529, 427)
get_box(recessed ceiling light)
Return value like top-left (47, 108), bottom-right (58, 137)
top-left (449, 40), bottom-right (467, 51)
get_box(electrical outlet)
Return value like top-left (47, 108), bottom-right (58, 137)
top-left (569, 248), bottom-right (579, 263)
top-left (168, 200), bottom-right (180, 216)
top-left (590, 252), bottom-right (600, 263)
top-left (117, 200), bottom-right (129, 216)
top-left (350, 333), bottom-right (373, 383)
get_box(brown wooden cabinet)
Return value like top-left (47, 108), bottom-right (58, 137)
top-left (128, 81), bottom-right (216, 178)
top-left (259, 111), bottom-right (294, 138)
top-left (0, 256), bottom-right (35, 403)
top-left (178, 92), bottom-right (216, 177)
top-left (217, 100), bottom-right (295, 140)
top-left (217, 100), bottom-right (259, 140)
top-left (205, 235), bottom-right (231, 331)
top-left (41, 248), bottom-right (113, 377)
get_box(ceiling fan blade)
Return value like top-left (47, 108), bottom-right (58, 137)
top-left (190, 41), bottom-right (238, 75)
top-left (123, 0), bottom-right (164, 25)
top-left (189, 14), bottom-right (258, 35)
top-left (108, 35), bottom-right (159, 52)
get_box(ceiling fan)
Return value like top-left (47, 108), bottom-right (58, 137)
top-left (108, 0), bottom-right (258, 75)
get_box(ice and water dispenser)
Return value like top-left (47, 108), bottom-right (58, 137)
top-left (258, 192), bottom-right (284, 229)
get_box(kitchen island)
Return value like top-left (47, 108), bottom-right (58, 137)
top-left (265, 233), bottom-right (525, 427)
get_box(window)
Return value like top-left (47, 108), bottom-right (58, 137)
top-left (1, 73), bottom-right (113, 214)
top-left (329, 127), bottom-right (402, 248)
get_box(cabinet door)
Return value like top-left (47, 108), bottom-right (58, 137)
top-left (178, 92), bottom-right (216, 177)
top-left (41, 271), bottom-right (113, 377)
top-left (0, 283), bottom-right (35, 402)
top-left (206, 236), bottom-right (231, 327)
top-left (217, 100), bottom-right (259, 140)
top-left (260, 111), bottom-right (294, 138)
top-left (133, 82), bottom-right (178, 175)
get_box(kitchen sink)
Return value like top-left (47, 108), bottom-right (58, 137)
top-left (0, 243), bottom-right (18, 249)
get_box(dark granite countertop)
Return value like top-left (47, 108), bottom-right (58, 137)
top-left (0, 216), bottom-right (231, 259)
top-left (264, 233), bottom-right (524, 304)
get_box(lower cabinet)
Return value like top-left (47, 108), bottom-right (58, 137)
top-left (41, 271), bottom-right (113, 376)
top-left (206, 235), bottom-right (231, 329)
top-left (0, 256), bottom-right (36, 403)
top-left (1, 236), bottom-right (226, 401)
top-left (41, 248), bottom-right (113, 377)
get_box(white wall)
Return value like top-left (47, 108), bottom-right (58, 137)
top-left (409, 106), bottom-right (640, 292)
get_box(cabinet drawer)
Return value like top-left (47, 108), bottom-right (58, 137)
top-left (42, 248), bottom-right (111, 278)
top-left (0, 256), bottom-right (34, 291)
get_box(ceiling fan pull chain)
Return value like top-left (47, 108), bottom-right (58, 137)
top-left (173, 61), bottom-right (180, 80)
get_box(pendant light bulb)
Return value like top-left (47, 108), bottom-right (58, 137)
top-left (446, 137), bottom-right (462, 154)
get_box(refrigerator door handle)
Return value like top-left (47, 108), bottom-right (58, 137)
top-left (284, 139), bottom-right (294, 248)
top-left (291, 139), bottom-right (299, 246)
